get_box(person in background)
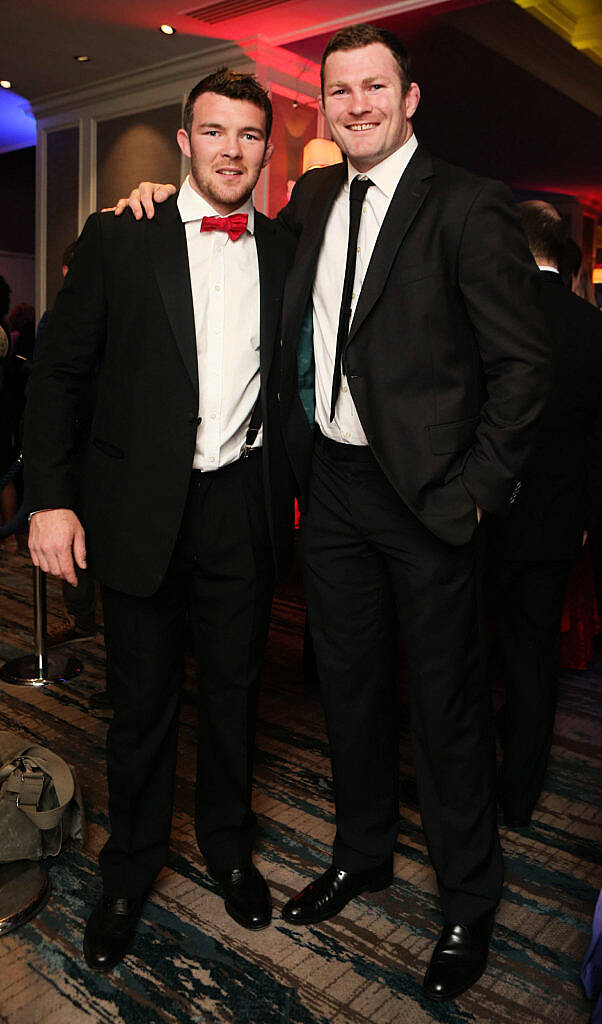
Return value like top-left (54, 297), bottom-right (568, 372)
top-left (560, 238), bottom-right (599, 308)
top-left (0, 276), bottom-right (20, 550)
top-left (486, 200), bottom-right (602, 826)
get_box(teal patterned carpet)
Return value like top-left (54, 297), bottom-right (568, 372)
top-left (0, 544), bottom-right (600, 1024)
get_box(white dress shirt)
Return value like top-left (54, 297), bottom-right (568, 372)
top-left (177, 175), bottom-right (261, 471)
top-left (313, 133), bottom-right (418, 444)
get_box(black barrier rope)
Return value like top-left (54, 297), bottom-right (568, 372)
top-left (0, 452), bottom-right (25, 538)
top-left (0, 451), bottom-right (23, 494)
top-left (0, 505), bottom-right (26, 538)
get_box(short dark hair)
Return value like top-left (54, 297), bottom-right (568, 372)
top-left (517, 201), bottom-right (569, 268)
top-left (62, 240), bottom-right (78, 269)
top-left (321, 24), bottom-right (412, 97)
top-left (182, 67), bottom-right (272, 141)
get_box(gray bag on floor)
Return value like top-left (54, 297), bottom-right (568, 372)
top-left (0, 731), bottom-right (85, 864)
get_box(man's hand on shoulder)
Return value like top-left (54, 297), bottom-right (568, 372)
top-left (28, 509), bottom-right (87, 587)
top-left (113, 182), bottom-right (176, 220)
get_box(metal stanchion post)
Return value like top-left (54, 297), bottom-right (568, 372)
top-left (34, 565), bottom-right (48, 681)
top-left (0, 567), bottom-right (83, 686)
top-left (0, 861), bottom-right (50, 936)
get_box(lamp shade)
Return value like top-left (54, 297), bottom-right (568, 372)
top-left (302, 138), bottom-right (343, 174)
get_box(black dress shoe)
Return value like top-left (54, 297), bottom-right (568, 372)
top-left (83, 895), bottom-right (143, 973)
top-left (281, 863), bottom-right (393, 926)
top-left (422, 914), bottom-right (494, 1001)
top-left (211, 864), bottom-right (271, 930)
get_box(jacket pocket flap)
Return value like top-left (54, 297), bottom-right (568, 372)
top-left (427, 416), bottom-right (480, 455)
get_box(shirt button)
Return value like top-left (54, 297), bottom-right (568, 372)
top-left (210, 413), bottom-right (216, 420)
top-left (215, 285), bottom-right (221, 292)
top-left (345, 432), bottom-right (351, 439)
top-left (356, 246), bottom-right (360, 254)
top-left (209, 456), bottom-right (215, 463)
top-left (342, 386), bottom-right (348, 393)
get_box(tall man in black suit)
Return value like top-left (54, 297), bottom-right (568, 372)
top-left (487, 201), bottom-right (602, 828)
top-left (115, 25), bottom-right (549, 1001)
top-left (24, 69), bottom-right (296, 972)
top-left (276, 25), bottom-right (550, 1001)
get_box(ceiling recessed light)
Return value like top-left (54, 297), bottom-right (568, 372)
top-left (74, 55), bottom-right (90, 62)
top-left (0, 80), bottom-right (11, 89)
top-left (160, 24), bottom-right (176, 35)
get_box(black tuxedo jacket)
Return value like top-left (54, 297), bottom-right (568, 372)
top-left (489, 271), bottom-right (602, 561)
top-left (24, 195), bottom-right (296, 595)
top-left (278, 146), bottom-right (550, 546)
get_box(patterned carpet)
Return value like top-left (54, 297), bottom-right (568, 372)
top-left (0, 542), bottom-right (600, 1024)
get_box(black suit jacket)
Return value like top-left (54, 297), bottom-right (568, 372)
top-left (278, 146), bottom-right (550, 546)
top-left (489, 271), bottom-right (602, 561)
top-left (24, 194), bottom-right (296, 595)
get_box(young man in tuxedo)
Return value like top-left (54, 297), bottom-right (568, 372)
top-left (487, 201), bottom-right (602, 827)
top-left (116, 24), bottom-right (550, 1001)
top-left (24, 69), bottom-right (296, 972)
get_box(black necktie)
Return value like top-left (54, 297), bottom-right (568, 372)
top-left (330, 175), bottom-right (373, 422)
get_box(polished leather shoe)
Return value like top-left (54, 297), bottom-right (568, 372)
top-left (423, 914), bottom-right (494, 1001)
top-left (83, 895), bottom-right (143, 973)
top-left (281, 863), bottom-right (393, 926)
top-left (211, 864), bottom-right (271, 930)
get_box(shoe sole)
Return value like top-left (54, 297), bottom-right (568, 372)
top-left (281, 873), bottom-right (393, 926)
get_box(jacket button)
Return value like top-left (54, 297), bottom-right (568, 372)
top-left (188, 413), bottom-right (202, 425)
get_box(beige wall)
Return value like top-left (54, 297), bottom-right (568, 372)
top-left (96, 105), bottom-right (182, 212)
top-left (46, 126), bottom-right (79, 309)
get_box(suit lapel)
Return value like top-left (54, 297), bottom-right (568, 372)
top-left (145, 194), bottom-right (198, 396)
top-left (283, 164), bottom-right (346, 342)
top-left (254, 213), bottom-right (283, 390)
top-left (347, 146), bottom-right (433, 346)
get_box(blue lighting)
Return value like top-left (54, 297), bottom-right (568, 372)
top-left (0, 89), bottom-right (36, 153)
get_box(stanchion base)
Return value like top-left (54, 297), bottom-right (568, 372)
top-left (0, 653), bottom-right (83, 687)
top-left (0, 861), bottom-right (50, 936)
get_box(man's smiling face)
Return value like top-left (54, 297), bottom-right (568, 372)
top-left (177, 91), bottom-right (273, 214)
top-left (320, 43), bottom-right (420, 173)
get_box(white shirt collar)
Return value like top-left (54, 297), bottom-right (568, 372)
top-left (177, 175), bottom-right (255, 234)
top-left (347, 132), bottom-right (418, 198)
top-left (537, 264), bottom-right (559, 274)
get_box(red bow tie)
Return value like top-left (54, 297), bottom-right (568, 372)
top-left (200, 214), bottom-right (248, 241)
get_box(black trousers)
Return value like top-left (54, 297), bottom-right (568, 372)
top-left (488, 557), bottom-right (572, 821)
top-left (99, 453), bottom-right (274, 899)
top-left (301, 436), bottom-right (503, 925)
